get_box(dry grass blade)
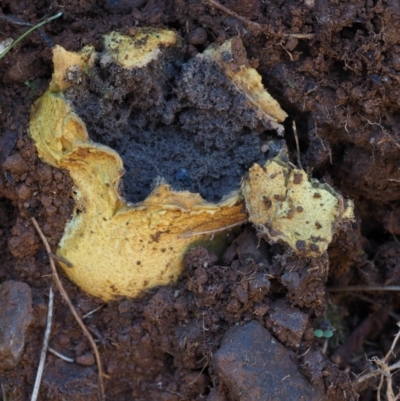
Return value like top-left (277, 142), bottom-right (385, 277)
top-left (356, 322), bottom-right (400, 401)
top-left (31, 286), bottom-right (53, 401)
top-left (0, 12), bottom-right (62, 60)
top-left (48, 347), bottom-right (74, 363)
top-left (180, 219), bottom-right (248, 239)
top-left (1, 381), bottom-right (7, 401)
top-left (203, 0), bottom-right (262, 32)
top-left (203, 0), bottom-right (315, 39)
top-left (292, 121), bottom-right (302, 170)
top-left (329, 285), bottom-right (400, 292)
top-left (31, 217), bottom-right (105, 401)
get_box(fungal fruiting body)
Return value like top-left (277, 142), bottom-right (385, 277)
top-left (241, 157), bottom-right (354, 258)
top-left (30, 29), bottom-right (284, 301)
top-left (30, 88), bottom-right (247, 301)
top-left (29, 28), bottom-right (353, 301)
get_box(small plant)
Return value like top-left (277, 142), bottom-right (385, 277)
top-left (0, 12), bottom-right (62, 61)
top-left (24, 80), bottom-right (38, 100)
top-left (314, 319), bottom-right (335, 338)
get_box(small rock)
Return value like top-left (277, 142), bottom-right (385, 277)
top-left (222, 242), bottom-right (238, 265)
top-left (213, 321), bottom-right (324, 401)
top-left (16, 183), bottom-right (33, 201)
top-left (253, 302), bottom-right (269, 316)
top-left (233, 286), bottom-right (248, 304)
top-left (3, 153), bottom-right (29, 175)
top-left (0, 281), bottom-right (32, 371)
top-left (248, 273), bottom-right (270, 301)
top-left (183, 372), bottom-right (209, 395)
top-left (235, 228), bottom-right (269, 265)
top-left (207, 386), bottom-right (227, 401)
top-left (43, 359), bottom-right (97, 400)
top-left (186, 28), bottom-right (208, 46)
top-left (280, 255), bottom-right (327, 313)
top-left (267, 299), bottom-right (308, 347)
top-left (76, 352), bottom-right (95, 366)
top-left (194, 267), bottom-right (208, 285)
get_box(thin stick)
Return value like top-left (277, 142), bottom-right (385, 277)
top-left (357, 358), bottom-right (400, 384)
top-left (0, 14), bottom-right (54, 47)
top-left (180, 219), bottom-right (247, 239)
top-left (0, 12), bottom-right (62, 60)
top-left (48, 347), bottom-right (74, 363)
top-left (49, 253), bottom-right (73, 268)
top-left (82, 304), bottom-right (105, 319)
top-left (356, 323), bottom-right (400, 401)
top-left (203, 0), bottom-right (315, 39)
top-left (203, 0), bottom-right (262, 32)
top-left (292, 121), bottom-right (302, 169)
top-left (385, 323), bottom-right (400, 363)
top-left (31, 217), bottom-right (105, 401)
top-left (285, 33), bottom-right (315, 39)
top-left (31, 286), bottom-right (53, 401)
top-left (1, 381), bottom-right (7, 401)
top-left (343, 293), bottom-right (400, 321)
top-left (329, 285), bottom-right (400, 292)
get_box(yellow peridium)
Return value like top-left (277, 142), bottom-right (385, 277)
top-left (30, 29), bottom-right (289, 301)
top-left (30, 90), bottom-right (247, 301)
top-left (202, 37), bottom-right (288, 135)
top-left (241, 157), bottom-right (354, 258)
top-left (102, 30), bottom-right (179, 68)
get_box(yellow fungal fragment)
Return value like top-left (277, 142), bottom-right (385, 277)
top-left (101, 30), bottom-right (179, 69)
top-left (30, 90), bottom-right (246, 301)
top-left (203, 38), bottom-right (288, 131)
top-left (50, 45), bottom-right (96, 92)
top-left (30, 29), bottom-right (328, 301)
top-left (241, 158), bottom-right (354, 258)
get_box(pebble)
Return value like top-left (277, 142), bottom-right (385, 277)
top-left (76, 352), bottom-right (95, 366)
top-left (186, 28), bottom-right (208, 46)
top-left (213, 320), bottom-right (324, 401)
top-left (3, 153), bottom-right (29, 175)
top-left (0, 281), bottom-right (32, 371)
top-left (267, 299), bottom-right (308, 347)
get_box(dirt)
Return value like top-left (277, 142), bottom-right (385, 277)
top-left (1, 0), bottom-right (400, 400)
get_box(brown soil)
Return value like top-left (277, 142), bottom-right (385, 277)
top-left (1, 0), bottom-right (400, 400)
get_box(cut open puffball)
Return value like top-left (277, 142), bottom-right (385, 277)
top-left (30, 89), bottom-right (247, 301)
top-left (29, 29), bottom-right (286, 301)
top-left (29, 28), bottom-right (353, 301)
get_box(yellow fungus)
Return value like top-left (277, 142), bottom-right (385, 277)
top-left (241, 157), bottom-right (354, 258)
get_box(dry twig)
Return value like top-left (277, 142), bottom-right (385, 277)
top-left (180, 219), bottom-right (248, 239)
top-left (1, 381), bottom-right (7, 401)
top-left (49, 252), bottom-right (73, 268)
top-left (329, 285), bottom-right (400, 292)
top-left (48, 347), bottom-right (74, 363)
top-left (356, 322), bottom-right (400, 401)
top-left (31, 286), bottom-right (53, 401)
top-left (203, 0), bottom-right (262, 32)
top-left (0, 12), bottom-right (62, 60)
top-left (31, 217), bottom-right (105, 401)
top-left (292, 121), bottom-right (303, 170)
top-left (203, 0), bottom-right (315, 39)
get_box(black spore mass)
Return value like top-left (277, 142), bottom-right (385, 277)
top-left (65, 45), bottom-right (276, 203)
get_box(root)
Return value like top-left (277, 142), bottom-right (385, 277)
top-left (31, 287), bottom-right (53, 401)
top-left (31, 217), bottom-right (105, 401)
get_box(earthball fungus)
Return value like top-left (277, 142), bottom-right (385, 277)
top-left (29, 29), bottom-right (287, 300)
top-left (29, 28), bottom-right (353, 301)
